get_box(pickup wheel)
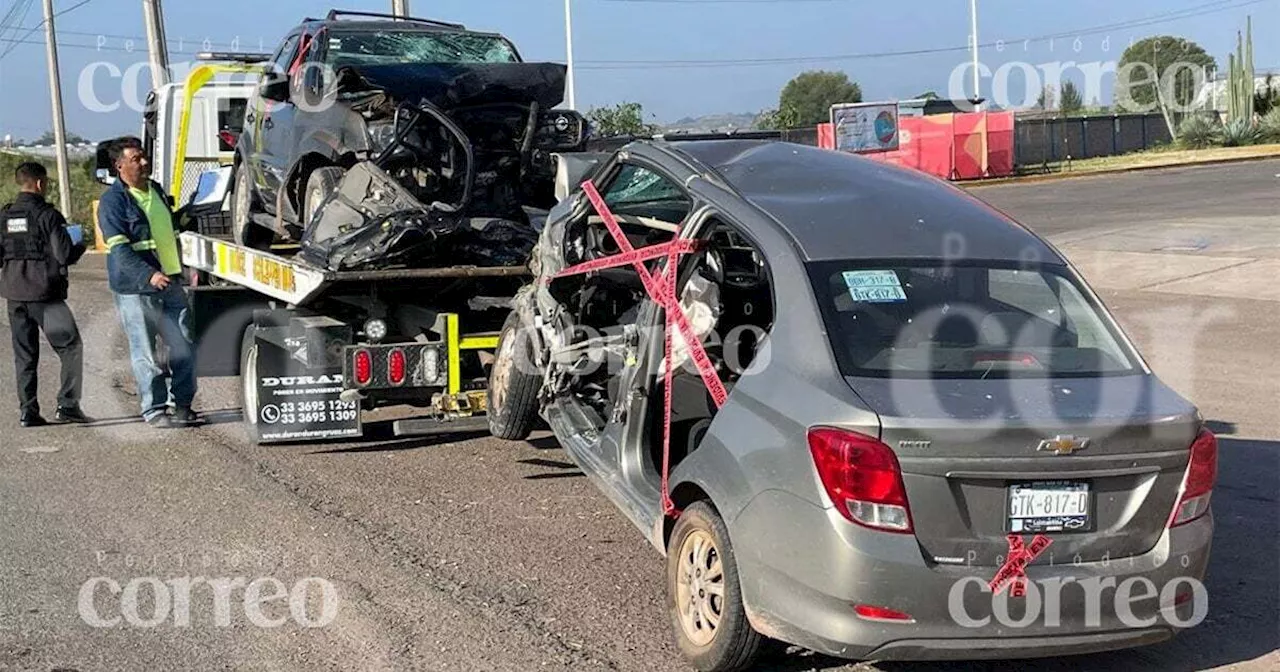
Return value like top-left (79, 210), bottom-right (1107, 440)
top-left (232, 166), bottom-right (274, 250)
top-left (304, 167), bottom-right (346, 228)
top-left (667, 502), bottom-right (764, 672)
top-left (487, 311), bottom-right (541, 441)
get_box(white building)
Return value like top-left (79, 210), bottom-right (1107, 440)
top-left (1193, 71), bottom-right (1279, 112)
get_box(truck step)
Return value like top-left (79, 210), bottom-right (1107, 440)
top-left (393, 416), bottom-right (490, 438)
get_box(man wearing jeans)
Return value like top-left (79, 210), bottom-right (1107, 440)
top-left (97, 136), bottom-right (201, 428)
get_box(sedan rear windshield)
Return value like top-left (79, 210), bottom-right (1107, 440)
top-left (807, 262), bottom-right (1142, 378)
top-left (326, 31), bottom-right (520, 67)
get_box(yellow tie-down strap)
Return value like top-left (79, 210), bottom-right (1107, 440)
top-left (180, 232), bottom-right (327, 304)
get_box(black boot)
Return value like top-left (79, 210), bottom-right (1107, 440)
top-left (20, 411), bottom-right (48, 428)
top-left (56, 406), bottom-right (92, 424)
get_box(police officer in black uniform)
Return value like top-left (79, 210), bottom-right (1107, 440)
top-left (1, 162), bottom-right (90, 427)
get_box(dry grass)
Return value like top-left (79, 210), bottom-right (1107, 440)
top-left (1034, 143), bottom-right (1280, 175)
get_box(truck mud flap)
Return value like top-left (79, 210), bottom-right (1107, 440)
top-left (191, 285), bottom-right (272, 378)
top-left (246, 327), bottom-right (362, 445)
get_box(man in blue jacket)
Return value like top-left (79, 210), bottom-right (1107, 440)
top-left (98, 136), bottom-right (201, 428)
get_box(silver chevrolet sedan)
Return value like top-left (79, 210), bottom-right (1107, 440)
top-left (486, 139), bottom-right (1216, 671)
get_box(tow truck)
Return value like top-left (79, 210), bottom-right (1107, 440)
top-left (105, 29), bottom-right (584, 444)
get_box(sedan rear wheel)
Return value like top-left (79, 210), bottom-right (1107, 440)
top-left (667, 502), bottom-right (763, 672)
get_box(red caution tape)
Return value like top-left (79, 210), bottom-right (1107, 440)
top-left (989, 534), bottom-right (1053, 598)
top-left (574, 180), bottom-right (732, 517)
top-left (552, 239), bottom-right (702, 281)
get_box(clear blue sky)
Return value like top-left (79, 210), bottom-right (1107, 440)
top-left (0, 0), bottom-right (1276, 140)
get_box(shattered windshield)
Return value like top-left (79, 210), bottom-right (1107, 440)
top-left (326, 30), bottom-right (520, 66)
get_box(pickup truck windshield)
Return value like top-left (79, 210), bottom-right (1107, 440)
top-left (326, 30), bottom-right (520, 66)
top-left (807, 261), bottom-right (1142, 379)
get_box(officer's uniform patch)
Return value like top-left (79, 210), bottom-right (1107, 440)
top-left (6, 218), bottom-right (28, 234)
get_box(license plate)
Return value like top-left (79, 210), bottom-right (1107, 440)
top-left (1007, 481), bottom-right (1091, 533)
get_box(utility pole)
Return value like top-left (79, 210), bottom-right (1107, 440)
top-left (41, 0), bottom-right (72, 216)
top-left (969, 0), bottom-right (981, 110)
top-left (142, 0), bottom-right (171, 90)
top-left (563, 0), bottom-right (576, 109)
top-left (391, 0), bottom-right (410, 17)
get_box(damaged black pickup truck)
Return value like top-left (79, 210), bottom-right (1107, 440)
top-left (162, 10), bottom-right (590, 445)
top-left (232, 9), bottom-right (587, 270)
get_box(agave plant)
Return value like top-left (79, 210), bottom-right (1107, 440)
top-left (1177, 115), bottom-right (1223, 149)
top-left (1220, 117), bottom-right (1262, 147)
top-left (1262, 108), bottom-right (1280, 143)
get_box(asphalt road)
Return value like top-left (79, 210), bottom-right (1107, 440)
top-left (1, 160), bottom-right (1277, 672)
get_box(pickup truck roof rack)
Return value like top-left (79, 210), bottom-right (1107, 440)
top-left (320, 9), bottom-right (466, 30)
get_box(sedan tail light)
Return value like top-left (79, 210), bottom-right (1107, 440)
top-left (807, 427), bottom-right (913, 533)
top-left (1169, 428), bottom-right (1218, 527)
top-left (854, 604), bottom-right (915, 623)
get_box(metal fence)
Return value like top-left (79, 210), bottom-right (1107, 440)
top-left (1013, 113), bottom-right (1174, 167)
top-left (586, 113), bottom-right (1179, 172)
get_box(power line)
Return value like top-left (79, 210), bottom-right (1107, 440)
top-left (597, 0), bottom-right (857, 3)
top-left (0, 0), bottom-right (37, 44)
top-left (0, 0), bottom-right (95, 60)
top-left (578, 0), bottom-right (1271, 69)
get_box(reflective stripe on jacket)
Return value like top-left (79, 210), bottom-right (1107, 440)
top-left (96, 178), bottom-right (174, 295)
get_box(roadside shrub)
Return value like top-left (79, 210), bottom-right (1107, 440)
top-left (1220, 118), bottom-right (1262, 147)
top-left (1176, 115), bottom-right (1222, 149)
top-left (1261, 109), bottom-right (1280, 143)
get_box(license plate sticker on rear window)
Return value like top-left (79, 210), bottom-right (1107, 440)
top-left (1007, 481), bottom-right (1091, 533)
top-left (843, 270), bottom-right (907, 303)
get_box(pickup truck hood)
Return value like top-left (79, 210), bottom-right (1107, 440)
top-left (342, 62), bottom-right (568, 110)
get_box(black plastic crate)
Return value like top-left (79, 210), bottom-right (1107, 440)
top-left (194, 211), bottom-right (234, 239)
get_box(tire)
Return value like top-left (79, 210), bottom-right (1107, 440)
top-left (667, 501), bottom-right (764, 672)
top-left (232, 165), bottom-right (275, 250)
top-left (487, 310), bottom-right (542, 441)
top-left (303, 166), bottom-right (346, 228)
top-left (239, 326), bottom-right (265, 446)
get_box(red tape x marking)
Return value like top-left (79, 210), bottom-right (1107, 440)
top-left (557, 180), bottom-right (731, 517)
top-left (989, 534), bottom-right (1053, 598)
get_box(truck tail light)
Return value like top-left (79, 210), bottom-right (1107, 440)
top-left (1169, 428), bottom-right (1218, 527)
top-left (388, 349), bottom-right (407, 386)
top-left (807, 427), bottom-right (913, 533)
top-left (353, 349), bottom-right (372, 387)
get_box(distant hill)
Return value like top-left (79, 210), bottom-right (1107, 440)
top-left (660, 112), bottom-right (761, 134)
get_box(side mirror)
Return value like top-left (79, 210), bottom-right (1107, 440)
top-left (259, 76), bottom-right (291, 103)
top-left (93, 141), bottom-right (116, 185)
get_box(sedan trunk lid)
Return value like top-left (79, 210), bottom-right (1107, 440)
top-left (847, 375), bottom-right (1199, 567)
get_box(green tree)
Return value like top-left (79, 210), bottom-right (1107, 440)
top-left (585, 102), bottom-right (659, 138)
top-left (914, 90), bottom-right (940, 100)
top-left (754, 105), bottom-right (800, 130)
top-left (34, 130), bottom-right (91, 145)
top-left (777, 70), bottom-right (862, 127)
top-left (1060, 80), bottom-right (1084, 115)
top-left (1035, 85), bottom-right (1056, 111)
top-left (1117, 36), bottom-right (1216, 114)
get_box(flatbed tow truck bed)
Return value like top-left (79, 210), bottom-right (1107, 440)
top-left (181, 230), bottom-right (530, 445)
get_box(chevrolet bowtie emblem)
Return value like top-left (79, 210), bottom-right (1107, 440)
top-left (1037, 435), bottom-right (1090, 456)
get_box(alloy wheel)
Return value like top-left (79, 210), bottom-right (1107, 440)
top-left (675, 529), bottom-right (726, 647)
